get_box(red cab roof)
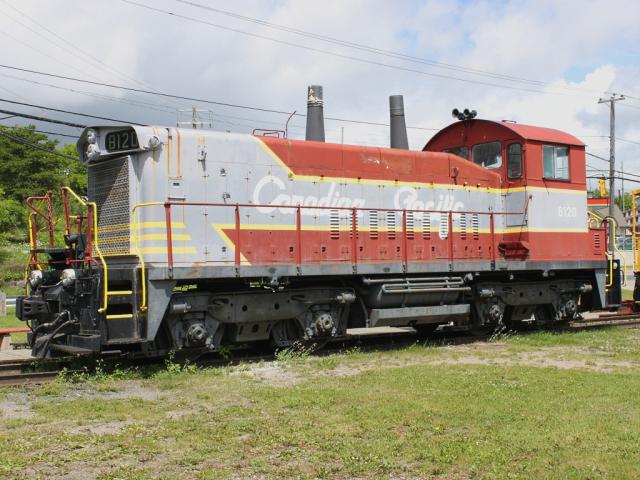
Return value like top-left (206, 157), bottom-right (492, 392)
top-left (424, 119), bottom-right (585, 150)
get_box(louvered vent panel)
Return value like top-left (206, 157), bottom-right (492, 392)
top-left (88, 157), bottom-right (130, 255)
top-left (439, 213), bottom-right (449, 239)
top-left (460, 214), bottom-right (467, 240)
top-left (406, 211), bottom-right (415, 240)
top-left (422, 213), bottom-right (431, 240)
top-left (387, 211), bottom-right (397, 240)
top-left (330, 210), bottom-right (340, 239)
top-left (472, 214), bottom-right (480, 240)
top-left (369, 211), bottom-right (379, 240)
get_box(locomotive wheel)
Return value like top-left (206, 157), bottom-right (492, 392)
top-left (271, 319), bottom-right (329, 353)
top-left (271, 319), bottom-right (304, 348)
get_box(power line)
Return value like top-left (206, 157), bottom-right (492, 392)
top-left (0, 0), bottom-right (188, 112)
top-left (34, 130), bottom-right (79, 139)
top-left (0, 64), bottom-right (438, 131)
top-left (619, 103), bottom-right (640, 111)
top-left (121, 0), bottom-right (593, 99)
top-left (176, 0), bottom-right (624, 99)
top-left (0, 108), bottom-right (85, 128)
top-left (0, 129), bottom-right (79, 161)
top-left (586, 151), bottom-right (610, 163)
top-left (0, 72), bottom-right (178, 114)
top-left (587, 167), bottom-right (640, 180)
top-left (617, 137), bottom-right (640, 146)
top-left (587, 175), bottom-right (640, 185)
top-left (0, 98), bottom-right (144, 125)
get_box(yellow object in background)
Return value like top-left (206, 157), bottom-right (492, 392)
top-left (598, 178), bottom-right (607, 197)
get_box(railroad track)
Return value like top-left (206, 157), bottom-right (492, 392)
top-left (1, 309), bottom-right (639, 387)
top-left (0, 370), bottom-right (60, 387)
top-left (0, 357), bottom-right (70, 387)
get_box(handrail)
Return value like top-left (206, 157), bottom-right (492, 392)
top-left (62, 187), bottom-right (109, 313)
top-left (132, 200), bottom-right (528, 274)
top-left (132, 202), bottom-right (163, 312)
top-left (600, 215), bottom-right (627, 287)
top-left (587, 210), bottom-right (603, 227)
top-left (607, 216), bottom-right (627, 287)
top-left (25, 191), bottom-right (54, 248)
top-left (588, 210), bottom-right (625, 287)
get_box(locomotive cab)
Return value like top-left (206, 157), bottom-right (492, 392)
top-left (425, 118), bottom-right (613, 316)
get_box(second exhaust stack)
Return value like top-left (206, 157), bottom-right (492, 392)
top-left (305, 85), bottom-right (325, 142)
top-left (389, 95), bottom-right (409, 149)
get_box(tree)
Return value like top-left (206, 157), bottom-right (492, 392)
top-left (0, 125), bottom-right (86, 241)
top-left (615, 192), bottom-right (632, 212)
top-left (0, 125), bottom-right (86, 202)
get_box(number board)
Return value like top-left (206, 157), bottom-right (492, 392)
top-left (105, 129), bottom-right (139, 152)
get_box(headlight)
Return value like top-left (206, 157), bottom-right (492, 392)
top-left (148, 135), bottom-right (161, 149)
top-left (61, 269), bottom-right (76, 288)
top-left (86, 128), bottom-right (97, 144)
top-left (86, 143), bottom-right (101, 161)
top-left (29, 269), bottom-right (43, 288)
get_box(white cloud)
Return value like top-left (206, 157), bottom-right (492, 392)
top-left (0, 0), bottom-right (638, 190)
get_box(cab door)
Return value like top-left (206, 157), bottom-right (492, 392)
top-left (503, 141), bottom-right (527, 227)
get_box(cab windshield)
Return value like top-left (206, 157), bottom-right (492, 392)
top-left (472, 141), bottom-right (502, 169)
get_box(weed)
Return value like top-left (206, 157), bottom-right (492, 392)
top-left (316, 356), bottom-right (338, 370)
top-left (218, 345), bottom-right (232, 361)
top-left (488, 324), bottom-right (515, 342)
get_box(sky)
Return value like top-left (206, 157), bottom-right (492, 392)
top-left (0, 0), bottom-right (639, 194)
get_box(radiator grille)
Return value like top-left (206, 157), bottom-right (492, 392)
top-left (88, 157), bottom-right (130, 255)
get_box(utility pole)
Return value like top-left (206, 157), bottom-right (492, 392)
top-left (598, 93), bottom-right (625, 248)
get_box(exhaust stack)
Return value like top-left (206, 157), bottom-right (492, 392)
top-left (389, 95), bottom-right (409, 149)
top-left (305, 85), bottom-right (325, 142)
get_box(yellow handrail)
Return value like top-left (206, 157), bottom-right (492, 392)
top-left (606, 216), bottom-right (627, 287)
top-left (589, 210), bottom-right (626, 287)
top-left (62, 187), bottom-right (109, 313)
top-left (587, 210), bottom-right (603, 226)
top-left (605, 253), bottom-right (614, 287)
top-left (132, 202), bottom-right (163, 312)
top-left (25, 212), bottom-right (38, 294)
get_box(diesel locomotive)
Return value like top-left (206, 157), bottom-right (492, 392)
top-left (16, 87), bottom-right (619, 358)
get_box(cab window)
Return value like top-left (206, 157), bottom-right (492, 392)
top-left (443, 146), bottom-right (469, 160)
top-left (472, 141), bottom-right (502, 169)
top-left (543, 145), bottom-right (569, 180)
top-left (507, 143), bottom-right (522, 179)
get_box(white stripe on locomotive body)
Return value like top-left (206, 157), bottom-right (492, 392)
top-left (81, 126), bottom-right (588, 265)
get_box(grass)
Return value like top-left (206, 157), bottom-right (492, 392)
top-left (0, 327), bottom-right (639, 479)
top-left (1, 284), bottom-right (27, 344)
top-left (0, 306), bottom-right (27, 344)
top-left (0, 242), bottom-right (28, 287)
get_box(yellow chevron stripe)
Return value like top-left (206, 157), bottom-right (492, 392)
top-left (140, 246), bottom-right (197, 254)
top-left (139, 233), bottom-right (192, 241)
top-left (98, 222), bottom-right (187, 233)
top-left (212, 224), bottom-right (250, 265)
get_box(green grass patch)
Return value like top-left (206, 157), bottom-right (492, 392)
top-left (505, 327), bottom-right (640, 361)
top-left (0, 307), bottom-right (27, 343)
top-left (1, 327), bottom-right (640, 478)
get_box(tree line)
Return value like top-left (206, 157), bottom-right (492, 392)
top-left (0, 125), bottom-right (87, 242)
